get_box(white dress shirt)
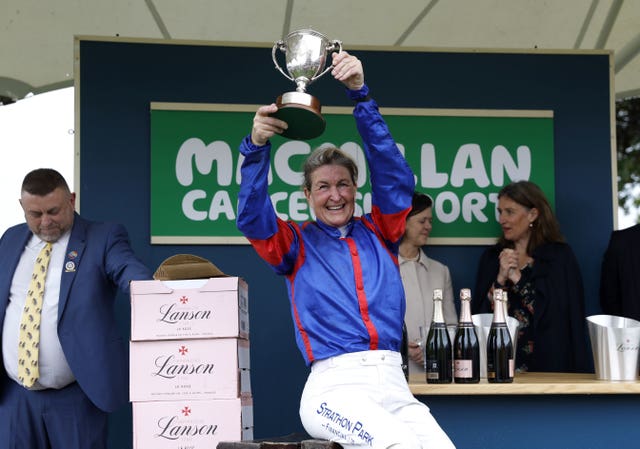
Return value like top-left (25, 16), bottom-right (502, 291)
top-left (3, 233), bottom-right (75, 389)
top-left (399, 248), bottom-right (458, 376)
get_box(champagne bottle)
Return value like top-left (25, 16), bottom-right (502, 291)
top-left (486, 288), bottom-right (514, 383)
top-left (453, 288), bottom-right (480, 383)
top-left (502, 290), bottom-right (510, 320)
top-left (425, 289), bottom-right (452, 383)
top-left (401, 321), bottom-right (409, 381)
top-left (502, 291), bottom-right (515, 370)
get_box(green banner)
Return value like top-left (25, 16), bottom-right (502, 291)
top-left (150, 103), bottom-right (554, 244)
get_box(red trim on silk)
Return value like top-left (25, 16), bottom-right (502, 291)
top-left (250, 220), bottom-right (314, 362)
top-left (370, 204), bottom-right (410, 243)
top-left (248, 219), bottom-right (295, 266)
top-left (345, 238), bottom-right (379, 349)
top-left (359, 217), bottom-right (399, 266)
top-left (289, 281), bottom-right (315, 363)
top-left (287, 224), bottom-right (315, 363)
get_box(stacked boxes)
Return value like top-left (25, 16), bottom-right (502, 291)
top-left (130, 256), bottom-right (253, 448)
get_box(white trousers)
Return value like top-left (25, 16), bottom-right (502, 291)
top-left (299, 350), bottom-right (456, 449)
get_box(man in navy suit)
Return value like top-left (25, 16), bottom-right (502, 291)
top-left (0, 168), bottom-right (152, 449)
top-left (600, 223), bottom-right (640, 320)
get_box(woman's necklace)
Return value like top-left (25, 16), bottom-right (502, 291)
top-left (520, 256), bottom-right (533, 270)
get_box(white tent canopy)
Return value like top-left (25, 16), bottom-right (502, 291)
top-left (1, 0), bottom-right (640, 102)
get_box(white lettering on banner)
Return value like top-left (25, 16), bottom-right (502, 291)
top-left (207, 190), bottom-right (235, 220)
top-left (289, 191), bottom-right (309, 221)
top-left (274, 141), bottom-right (309, 186)
top-left (182, 190), bottom-right (208, 221)
top-left (355, 192), bottom-right (372, 217)
top-left (181, 190), bottom-right (235, 221)
top-left (435, 191), bottom-right (499, 224)
top-left (421, 144), bottom-right (448, 188)
top-left (270, 191), bottom-right (372, 221)
top-left (176, 138), bottom-right (233, 186)
top-left (271, 192), bottom-right (289, 221)
top-left (173, 138), bottom-right (532, 226)
top-left (491, 145), bottom-right (531, 186)
top-left (337, 141), bottom-right (368, 187)
top-left (420, 143), bottom-right (531, 188)
top-left (463, 192), bottom-right (490, 223)
top-left (450, 144), bottom-right (490, 187)
top-left (235, 152), bottom-right (245, 185)
top-left (488, 193), bottom-right (500, 221)
top-left (435, 191), bottom-right (460, 224)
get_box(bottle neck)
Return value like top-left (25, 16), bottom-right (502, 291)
top-left (459, 299), bottom-right (472, 323)
top-left (492, 299), bottom-right (506, 324)
top-left (432, 299), bottom-right (445, 323)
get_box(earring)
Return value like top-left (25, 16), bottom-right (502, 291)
top-left (529, 222), bottom-right (533, 228)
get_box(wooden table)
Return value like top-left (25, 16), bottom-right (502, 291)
top-left (408, 371), bottom-right (640, 448)
top-left (409, 371), bottom-right (640, 395)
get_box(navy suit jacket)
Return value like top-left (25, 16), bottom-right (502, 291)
top-left (600, 223), bottom-right (640, 321)
top-left (0, 214), bottom-right (151, 412)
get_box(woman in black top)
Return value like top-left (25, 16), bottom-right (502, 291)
top-left (473, 181), bottom-right (589, 373)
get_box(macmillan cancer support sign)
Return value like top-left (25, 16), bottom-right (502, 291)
top-left (150, 103), bottom-right (554, 245)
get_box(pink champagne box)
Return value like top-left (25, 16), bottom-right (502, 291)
top-left (133, 397), bottom-right (253, 449)
top-left (130, 277), bottom-right (249, 341)
top-left (130, 338), bottom-right (251, 401)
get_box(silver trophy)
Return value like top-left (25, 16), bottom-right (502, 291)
top-left (271, 29), bottom-right (342, 140)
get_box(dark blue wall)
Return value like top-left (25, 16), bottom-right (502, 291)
top-left (78, 39), bottom-right (616, 448)
top-left (427, 394), bottom-right (640, 449)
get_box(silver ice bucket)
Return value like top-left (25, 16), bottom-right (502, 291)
top-left (472, 313), bottom-right (520, 378)
top-left (587, 314), bottom-right (640, 381)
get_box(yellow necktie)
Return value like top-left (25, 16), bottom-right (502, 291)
top-left (18, 242), bottom-right (53, 388)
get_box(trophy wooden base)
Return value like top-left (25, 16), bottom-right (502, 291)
top-left (271, 92), bottom-right (326, 140)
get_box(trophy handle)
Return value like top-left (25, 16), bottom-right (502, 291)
top-left (272, 40), bottom-right (294, 82)
top-left (315, 40), bottom-right (343, 80)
